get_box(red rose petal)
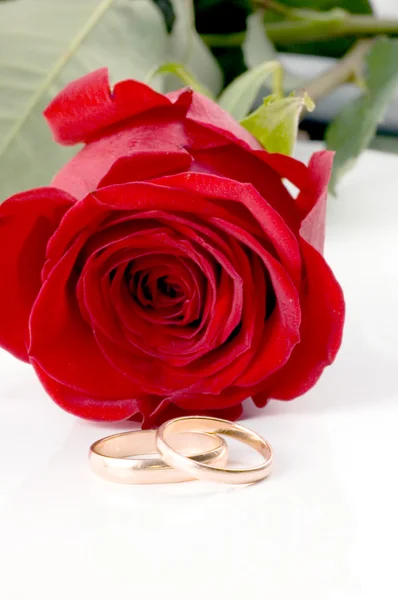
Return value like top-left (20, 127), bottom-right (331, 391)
top-left (42, 194), bottom-right (106, 279)
top-left (152, 172), bottom-right (302, 287)
top-left (97, 150), bottom-right (193, 188)
top-left (44, 67), bottom-right (170, 146)
top-left (210, 218), bottom-right (301, 387)
top-left (150, 385), bottom-right (250, 419)
top-left (254, 149), bottom-right (310, 192)
top-left (190, 145), bottom-right (302, 232)
top-left (51, 115), bottom-right (226, 200)
top-left (94, 326), bottom-right (198, 394)
top-left (139, 396), bottom-right (243, 429)
top-left (170, 251), bottom-right (264, 398)
top-left (30, 237), bottom-right (142, 399)
top-left (298, 150), bottom-right (334, 254)
top-left (67, 223), bottom-right (213, 391)
top-left (0, 188), bottom-right (74, 361)
top-left (168, 88), bottom-right (262, 150)
top-left (74, 184), bottom-right (300, 391)
top-left (252, 239), bottom-right (345, 405)
top-left (255, 150), bottom-right (334, 253)
top-left (32, 359), bottom-right (140, 421)
top-left (93, 239), bottom-right (215, 363)
top-left (126, 254), bottom-right (203, 327)
top-left (105, 235), bottom-right (219, 365)
top-left (155, 218), bottom-right (243, 351)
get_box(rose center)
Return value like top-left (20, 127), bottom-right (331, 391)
top-left (157, 276), bottom-right (183, 299)
top-left (121, 262), bottom-right (194, 326)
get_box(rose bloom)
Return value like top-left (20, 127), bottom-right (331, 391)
top-left (0, 68), bottom-right (344, 427)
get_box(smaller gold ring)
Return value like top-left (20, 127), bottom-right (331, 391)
top-left (156, 416), bottom-right (273, 485)
top-left (89, 429), bottom-right (228, 484)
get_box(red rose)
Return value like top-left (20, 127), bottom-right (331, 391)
top-left (0, 68), bottom-right (344, 427)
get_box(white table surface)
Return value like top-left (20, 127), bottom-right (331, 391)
top-left (1, 142), bottom-right (398, 599)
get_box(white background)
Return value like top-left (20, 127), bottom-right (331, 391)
top-left (1, 141), bottom-right (398, 599)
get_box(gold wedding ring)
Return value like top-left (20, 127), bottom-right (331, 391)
top-left (89, 416), bottom-right (273, 485)
top-left (156, 416), bottom-right (273, 485)
top-left (89, 429), bottom-right (228, 484)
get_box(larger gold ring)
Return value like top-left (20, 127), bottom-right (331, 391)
top-left (89, 429), bottom-right (228, 484)
top-left (156, 416), bottom-right (273, 485)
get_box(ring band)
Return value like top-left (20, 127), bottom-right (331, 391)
top-left (89, 429), bottom-right (228, 484)
top-left (156, 416), bottom-right (273, 485)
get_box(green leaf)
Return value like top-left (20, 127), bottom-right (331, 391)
top-left (241, 92), bottom-right (314, 156)
top-left (146, 62), bottom-right (215, 98)
top-left (243, 11), bottom-right (275, 69)
top-left (243, 10), bottom-right (304, 95)
top-left (167, 0), bottom-right (222, 95)
top-left (0, 0), bottom-right (221, 200)
top-left (266, 0), bottom-right (372, 11)
top-left (218, 61), bottom-right (283, 121)
top-left (265, 0), bottom-right (373, 59)
top-left (326, 38), bottom-right (398, 191)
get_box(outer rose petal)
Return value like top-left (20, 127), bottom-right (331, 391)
top-left (253, 154), bottom-right (344, 405)
top-left (44, 67), bottom-right (170, 145)
top-left (253, 240), bottom-right (345, 405)
top-left (139, 397), bottom-right (243, 429)
top-left (97, 151), bottom-right (193, 188)
top-left (191, 145), bottom-right (302, 232)
top-left (49, 83), bottom-right (262, 199)
top-left (256, 150), bottom-right (334, 251)
top-left (253, 149), bottom-right (335, 241)
top-left (51, 114), bottom-right (227, 200)
top-left (298, 150), bottom-right (334, 253)
top-left (0, 188), bottom-right (74, 361)
top-left (253, 150), bottom-right (310, 193)
top-left (29, 234), bottom-right (142, 399)
top-left (32, 359), bottom-right (140, 421)
top-left (169, 88), bottom-right (262, 150)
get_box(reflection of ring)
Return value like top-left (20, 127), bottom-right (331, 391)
top-left (89, 429), bottom-right (228, 484)
top-left (156, 416), bottom-right (273, 485)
